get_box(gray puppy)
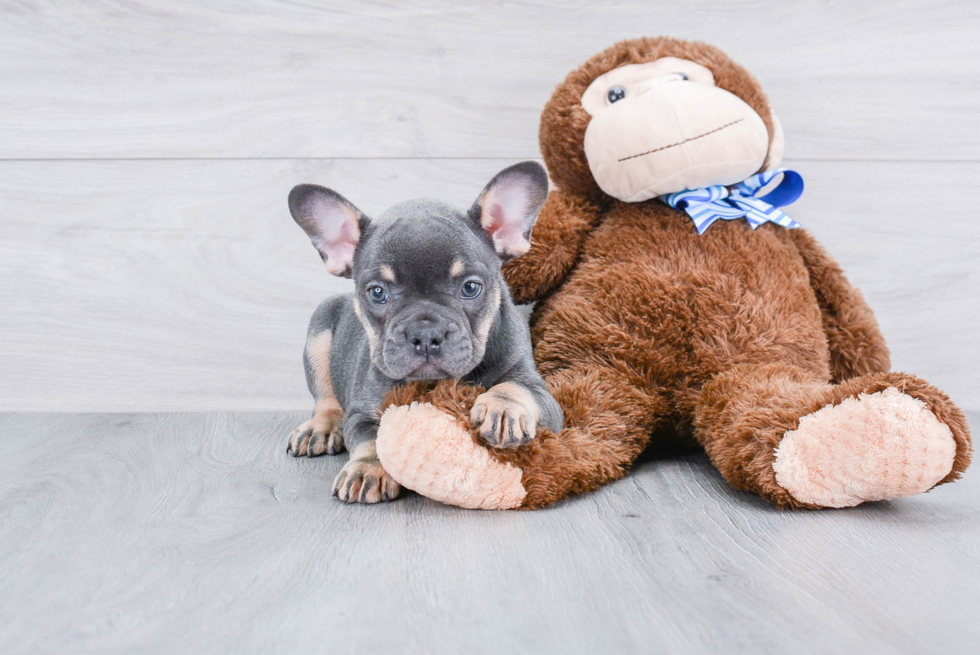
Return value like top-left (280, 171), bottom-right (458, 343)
top-left (286, 162), bottom-right (564, 504)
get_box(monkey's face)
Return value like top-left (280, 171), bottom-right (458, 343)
top-left (581, 56), bottom-right (777, 202)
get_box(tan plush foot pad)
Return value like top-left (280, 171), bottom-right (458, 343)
top-left (773, 388), bottom-right (956, 508)
top-left (376, 402), bottom-right (527, 510)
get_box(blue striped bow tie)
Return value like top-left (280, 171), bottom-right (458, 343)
top-left (661, 168), bottom-right (804, 235)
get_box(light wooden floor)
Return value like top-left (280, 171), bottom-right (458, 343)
top-left (1, 411), bottom-right (978, 654)
top-left (2, 2), bottom-right (979, 652)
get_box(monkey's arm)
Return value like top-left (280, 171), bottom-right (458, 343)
top-left (787, 228), bottom-right (891, 382)
top-left (501, 189), bottom-right (603, 304)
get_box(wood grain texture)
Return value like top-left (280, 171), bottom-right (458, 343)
top-left (2, 159), bottom-right (977, 412)
top-left (0, 0), bottom-right (978, 161)
top-left (0, 411), bottom-right (976, 654)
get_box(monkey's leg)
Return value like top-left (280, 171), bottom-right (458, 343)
top-left (376, 365), bottom-right (666, 509)
top-left (694, 362), bottom-right (971, 509)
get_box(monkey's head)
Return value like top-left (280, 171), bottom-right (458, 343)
top-left (540, 37), bottom-right (784, 202)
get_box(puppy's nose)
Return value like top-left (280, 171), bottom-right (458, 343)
top-left (406, 323), bottom-right (447, 357)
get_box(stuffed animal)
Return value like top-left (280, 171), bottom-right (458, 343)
top-left (373, 37), bottom-right (972, 510)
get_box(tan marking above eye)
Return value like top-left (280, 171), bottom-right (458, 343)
top-left (379, 265), bottom-right (395, 282)
top-left (450, 260), bottom-right (465, 277)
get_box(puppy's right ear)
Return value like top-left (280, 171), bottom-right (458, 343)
top-left (288, 184), bottom-right (367, 278)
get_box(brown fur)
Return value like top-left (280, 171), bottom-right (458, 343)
top-left (784, 228), bottom-right (892, 381)
top-left (382, 377), bottom-right (657, 509)
top-left (384, 37), bottom-right (971, 508)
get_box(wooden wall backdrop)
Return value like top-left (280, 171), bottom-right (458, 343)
top-left (1, 0), bottom-right (978, 411)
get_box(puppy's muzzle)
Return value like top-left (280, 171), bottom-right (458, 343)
top-left (382, 305), bottom-right (476, 380)
top-left (405, 320), bottom-right (448, 358)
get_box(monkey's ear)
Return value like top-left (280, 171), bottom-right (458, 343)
top-left (288, 184), bottom-right (367, 278)
top-left (470, 161), bottom-right (550, 260)
top-left (763, 113), bottom-right (786, 171)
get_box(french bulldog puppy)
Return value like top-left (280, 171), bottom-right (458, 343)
top-left (286, 162), bottom-right (564, 504)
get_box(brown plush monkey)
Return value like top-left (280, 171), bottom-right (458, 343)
top-left (372, 37), bottom-right (972, 510)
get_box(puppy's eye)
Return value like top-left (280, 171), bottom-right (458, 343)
top-left (367, 285), bottom-right (388, 304)
top-left (606, 86), bottom-right (626, 104)
top-left (460, 280), bottom-right (483, 299)
top-left (675, 72), bottom-right (689, 81)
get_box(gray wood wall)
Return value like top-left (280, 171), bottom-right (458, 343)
top-left (2, 1), bottom-right (978, 412)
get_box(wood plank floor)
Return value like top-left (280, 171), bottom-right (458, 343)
top-left (0, 411), bottom-right (977, 653)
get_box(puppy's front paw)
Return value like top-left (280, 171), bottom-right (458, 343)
top-left (287, 409), bottom-right (344, 457)
top-left (332, 442), bottom-right (401, 504)
top-left (471, 382), bottom-right (539, 449)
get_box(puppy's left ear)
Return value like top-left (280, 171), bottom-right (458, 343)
top-left (470, 161), bottom-right (549, 260)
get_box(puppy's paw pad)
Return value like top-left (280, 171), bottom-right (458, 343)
top-left (470, 384), bottom-right (538, 450)
top-left (332, 458), bottom-right (401, 504)
top-left (286, 410), bottom-right (344, 458)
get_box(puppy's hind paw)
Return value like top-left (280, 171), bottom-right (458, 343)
top-left (287, 409), bottom-right (344, 457)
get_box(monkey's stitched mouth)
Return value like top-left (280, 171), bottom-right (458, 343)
top-left (617, 119), bottom-right (745, 163)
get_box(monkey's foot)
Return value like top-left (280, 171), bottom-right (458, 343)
top-left (376, 402), bottom-right (527, 510)
top-left (773, 387), bottom-right (957, 508)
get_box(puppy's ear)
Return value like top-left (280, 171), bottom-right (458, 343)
top-left (470, 161), bottom-right (549, 260)
top-left (288, 184), bottom-right (367, 278)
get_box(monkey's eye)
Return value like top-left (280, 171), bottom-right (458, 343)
top-left (460, 280), bottom-right (483, 299)
top-left (367, 285), bottom-right (388, 304)
top-left (606, 86), bottom-right (627, 104)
